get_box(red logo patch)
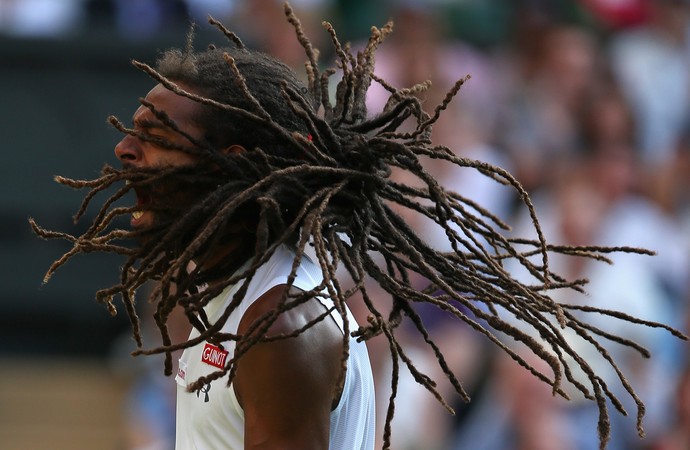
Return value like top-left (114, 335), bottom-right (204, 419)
top-left (201, 343), bottom-right (229, 369)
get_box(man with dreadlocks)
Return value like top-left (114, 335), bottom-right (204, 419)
top-left (109, 41), bottom-right (377, 450)
top-left (31, 4), bottom-right (687, 450)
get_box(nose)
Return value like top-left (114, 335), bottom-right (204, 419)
top-left (114, 134), bottom-right (141, 164)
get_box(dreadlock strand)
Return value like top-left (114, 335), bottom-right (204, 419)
top-left (167, 183), bottom-right (342, 350)
top-left (400, 299), bottom-right (471, 402)
top-left (362, 239), bottom-right (570, 400)
top-left (222, 53), bottom-right (273, 122)
top-left (510, 243), bottom-right (616, 266)
top-left (408, 142), bottom-right (554, 281)
top-left (107, 114), bottom-right (209, 159)
top-left (29, 218), bottom-right (78, 245)
top-left (322, 21), bottom-right (350, 86)
top-left (42, 244), bottom-right (83, 284)
top-left (280, 83), bottom-right (336, 153)
top-left (373, 73), bottom-right (433, 107)
top-left (62, 179), bottom-right (119, 224)
top-left (374, 179), bottom-right (512, 296)
top-left (576, 319), bottom-right (653, 357)
top-left (303, 60), bottom-right (317, 105)
top-left (509, 239), bottom-right (655, 263)
top-left (388, 322), bottom-right (457, 415)
top-left (334, 229), bottom-right (387, 339)
top-left (346, 275), bottom-right (388, 343)
top-left (346, 97), bottom-right (419, 133)
top-left (133, 273), bottom-right (253, 359)
top-left (159, 167), bottom-right (309, 289)
top-left (120, 289), bottom-right (144, 348)
top-left (261, 304), bottom-right (337, 344)
top-left (208, 282), bottom-right (300, 388)
top-left (60, 172), bottom-right (123, 223)
top-left (589, 377), bottom-right (612, 450)
top-left (445, 185), bottom-right (512, 228)
top-left (380, 321), bottom-right (400, 450)
top-left (405, 75), bottom-right (471, 141)
top-left (279, 84), bottom-right (330, 157)
top-left (348, 22), bottom-right (393, 123)
top-left (410, 172), bottom-right (556, 298)
top-left (291, 132), bottom-right (333, 165)
top-left (196, 275), bottom-right (317, 390)
top-left (208, 16), bottom-right (245, 49)
top-left (496, 299), bottom-right (606, 399)
top-left (138, 180), bottom-right (256, 291)
top-left (391, 261), bottom-right (570, 401)
top-left (568, 320), bottom-right (646, 434)
top-left (318, 67), bottom-right (336, 113)
top-left (76, 238), bottom-right (137, 257)
top-left (563, 304), bottom-right (688, 340)
top-left (135, 63), bottom-right (317, 159)
top-left (138, 99), bottom-right (221, 157)
top-left (310, 220), bottom-right (352, 396)
top-left (339, 43), bottom-right (361, 125)
top-left (54, 173), bottom-right (117, 189)
top-left (425, 184), bottom-right (511, 276)
top-left (88, 205), bottom-right (135, 237)
top-left (133, 60), bottom-right (258, 116)
top-left (89, 229), bottom-right (137, 249)
top-left (283, 2), bottom-right (321, 109)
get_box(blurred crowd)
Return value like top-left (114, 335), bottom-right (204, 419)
top-left (6, 0), bottom-right (689, 449)
top-left (356, 3), bottom-right (690, 450)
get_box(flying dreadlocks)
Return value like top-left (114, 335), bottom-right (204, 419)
top-left (30, 4), bottom-right (687, 450)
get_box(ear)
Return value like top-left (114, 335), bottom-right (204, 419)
top-left (222, 144), bottom-right (246, 156)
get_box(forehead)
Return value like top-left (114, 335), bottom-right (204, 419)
top-left (133, 83), bottom-right (202, 128)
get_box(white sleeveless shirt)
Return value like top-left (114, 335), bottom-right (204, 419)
top-left (175, 246), bottom-right (376, 449)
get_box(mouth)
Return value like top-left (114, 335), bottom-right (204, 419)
top-left (131, 188), bottom-right (151, 227)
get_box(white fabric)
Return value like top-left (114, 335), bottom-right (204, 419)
top-left (175, 245), bottom-right (375, 449)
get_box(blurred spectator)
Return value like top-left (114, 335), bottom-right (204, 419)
top-left (650, 364), bottom-right (690, 450)
top-left (364, 2), bottom-right (512, 228)
top-left (184, 0), bottom-right (237, 23)
top-left (450, 352), bottom-right (575, 450)
top-left (230, 0), bottom-right (332, 74)
top-left (576, 80), bottom-right (635, 152)
top-left (0, 0), bottom-right (84, 37)
top-left (120, 357), bottom-right (176, 450)
top-left (365, 2), bottom-right (502, 131)
top-left (608, 0), bottom-right (690, 170)
top-left (357, 6), bottom-right (517, 449)
top-left (579, 0), bottom-right (651, 29)
top-left (497, 23), bottom-right (602, 193)
top-left (85, 0), bottom-right (189, 39)
top-left (577, 83), bottom-right (690, 302)
top-left (647, 111), bottom-right (690, 225)
top-left (667, 123), bottom-right (690, 225)
top-left (110, 289), bottom-right (191, 450)
top-left (499, 139), bottom-right (685, 448)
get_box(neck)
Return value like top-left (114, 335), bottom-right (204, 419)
top-left (194, 235), bottom-right (254, 288)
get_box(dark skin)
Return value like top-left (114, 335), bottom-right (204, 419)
top-left (115, 82), bottom-right (344, 449)
top-left (235, 285), bottom-right (344, 449)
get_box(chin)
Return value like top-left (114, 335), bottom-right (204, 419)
top-left (131, 213), bottom-right (159, 245)
top-left (132, 212), bottom-right (184, 252)
top-left (131, 211), bottom-right (153, 229)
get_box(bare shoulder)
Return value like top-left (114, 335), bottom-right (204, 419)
top-left (233, 284), bottom-right (344, 448)
top-left (237, 284), bottom-right (342, 339)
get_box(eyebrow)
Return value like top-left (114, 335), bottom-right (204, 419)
top-left (134, 118), bottom-right (168, 131)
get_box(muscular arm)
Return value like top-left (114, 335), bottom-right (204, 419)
top-left (233, 285), bottom-right (343, 450)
